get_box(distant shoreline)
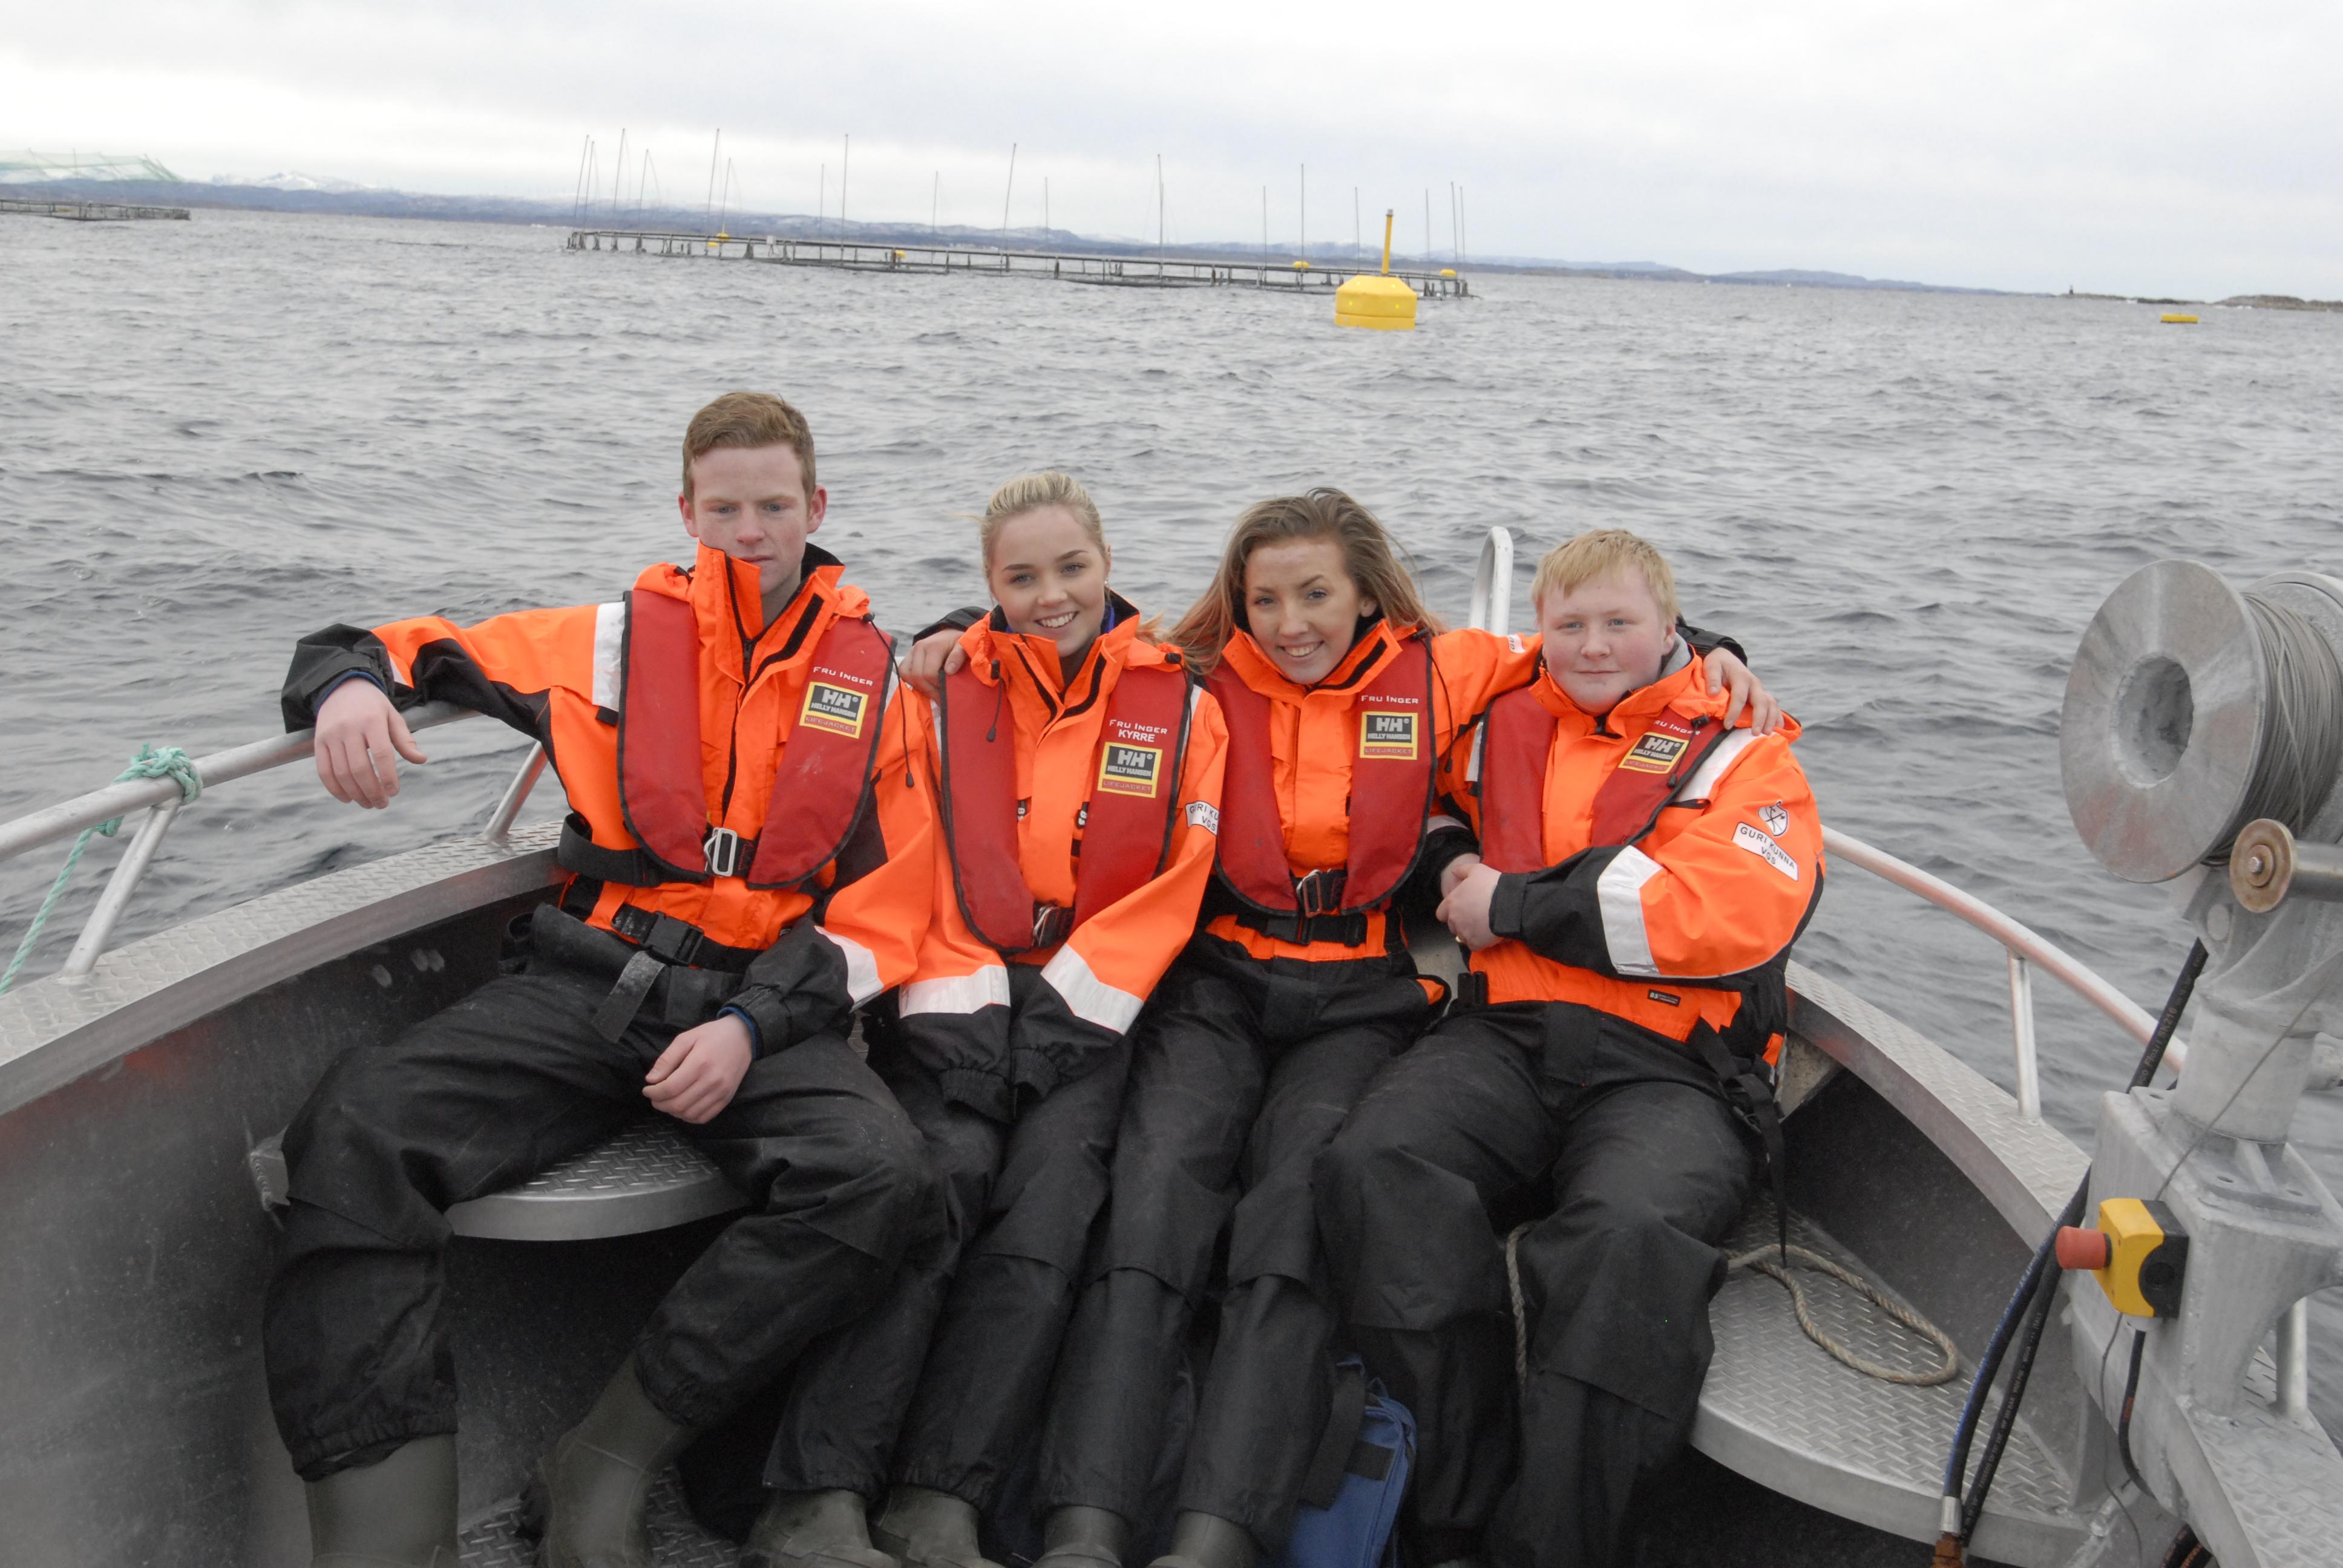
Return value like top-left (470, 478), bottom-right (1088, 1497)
top-left (8, 176), bottom-right (2337, 309)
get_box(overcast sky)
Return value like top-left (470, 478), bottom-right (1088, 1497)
top-left (7, 1), bottom-right (2339, 297)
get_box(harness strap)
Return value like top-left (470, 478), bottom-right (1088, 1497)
top-left (1688, 1027), bottom-right (1789, 1263)
top-left (531, 905), bottom-right (753, 1042)
top-left (606, 901), bottom-right (761, 972)
top-left (1233, 906), bottom-right (1371, 948)
top-left (1299, 1359), bottom-right (1370, 1510)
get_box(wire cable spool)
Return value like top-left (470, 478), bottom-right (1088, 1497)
top-left (2063, 561), bottom-right (2343, 882)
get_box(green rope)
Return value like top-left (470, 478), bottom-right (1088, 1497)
top-left (1, 746), bottom-right (203, 996)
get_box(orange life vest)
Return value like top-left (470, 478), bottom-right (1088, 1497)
top-left (1208, 634), bottom-right (1437, 916)
top-left (1478, 691), bottom-right (1734, 871)
top-left (558, 586), bottom-right (895, 890)
top-left (939, 656), bottom-right (1195, 953)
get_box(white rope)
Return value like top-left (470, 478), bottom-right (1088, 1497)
top-left (1502, 1221), bottom-right (1961, 1390)
top-left (1726, 1244), bottom-right (1961, 1387)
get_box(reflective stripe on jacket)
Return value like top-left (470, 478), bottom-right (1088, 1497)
top-left (899, 604), bottom-right (1228, 1119)
top-left (280, 543), bottom-right (936, 1049)
top-left (1459, 654), bottom-right (1823, 1052)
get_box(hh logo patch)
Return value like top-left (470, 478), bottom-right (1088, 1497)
top-left (1359, 710), bottom-right (1419, 760)
top-left (799, 682), bottom-right (868, 738)
top-left (1734, 822), bottom-right (1800, 881)
top-left (1096, 742), bottom-right (1164, 798)
top-left (1647, 989), bottom-right (1682, 1007)
top-left (1618, 731), bottom-right (1688, 774)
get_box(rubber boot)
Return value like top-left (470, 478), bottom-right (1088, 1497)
top-left (1147, 1512), bottom-right (1257, 1568)
top-left (743, 1489), bottom-right (899, 1568)
top-left (303, 1433), bottom-right (460, 1567)
top-left (528, 1354), bottom-right (693, 1568)
top-left (1033, 1505), bottom-right (1130, 1568)
top-left (871, 1484), bottom-right (1004, 1568)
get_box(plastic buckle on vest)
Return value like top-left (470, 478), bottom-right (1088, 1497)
top-left (1032, 903), bottom-right (1074, 950)
top-left (1293, 868), bottom-right (1348, 918)
top-left (704, 826), bottom-right (746, 879)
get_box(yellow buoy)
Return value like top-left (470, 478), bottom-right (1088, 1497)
top-left (1336, 210), bottom-right (1418, 332)
top-left (2161, 313), bottom-right (2198, 324)
top-left (1440, 268), bottom-right (1457, 278)
top-left (1293, 259), bottom-right (1311, 269)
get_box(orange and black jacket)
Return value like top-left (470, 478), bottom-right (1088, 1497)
top-left (1202, 621), bottom-right (1544, 964)
top-left (903, 602), bottom-right (1228, 1120)
top-left (1446, 652), bottom-right (1823, 1062)
top-left (281, 543), bottom-right (934, 1053)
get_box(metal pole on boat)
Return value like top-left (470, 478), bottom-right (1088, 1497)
top-left (2276, 1296), bottom-right (2310, 1419)
top-left (57, 797), bottom-right (185, 979)
top-left (483, 745), bottom-right (550, 844)
top-left (2007, 952), bottom-right (2042, 1121)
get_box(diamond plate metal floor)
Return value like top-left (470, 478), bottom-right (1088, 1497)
top-left (460, 1473), bottom-right (741, 1567)
top-left (447, 1115), bottom-right (747, 1240)
top-left (1696, 1203), bottom-right (2083, 1566)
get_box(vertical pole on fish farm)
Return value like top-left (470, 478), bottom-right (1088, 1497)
top-left (1354, 187), bottom-right (1360, 265)
top-left (704, 129), bottom-right (721, 232)
top-left (611, 129), bottom-right (626, 219)
top-left (1002, 143), bottom-right (1017, 240)
top-left (1381, 209), bottom-right (1394, 275)
top-left (841, 134), bottom-right (850, 234)
top-left (571, 134), bottom-right (591, 225)
top-left (932, 171), bottom-right (940, 237)
top-left (1460, 186), bottom-right (1467, 267)
top-left (1423, 188), bottom-right (1431, 266)
top-left (1044, 176), bottom-right (1050, 238)
top-left (1156, 154), bottom-right (1165, 260)
top-left (1299, 163), bottom-right (1306, 265)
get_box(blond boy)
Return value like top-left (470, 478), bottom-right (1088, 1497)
top-left (1316, 530), bottom-right (1824, 1568)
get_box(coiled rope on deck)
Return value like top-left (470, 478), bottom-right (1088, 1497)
top-left (0, 746), bottom-right (203, 996)
top-left (1503, 1220), bottom-right (1959, 1389)
top-left (2227, 593), bottom-right (2343, 852)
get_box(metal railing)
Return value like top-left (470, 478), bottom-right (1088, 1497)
top-left (1464, 527), bottom-right (2186, 1118)
top-left (0, 707), bottom-right (548, 982)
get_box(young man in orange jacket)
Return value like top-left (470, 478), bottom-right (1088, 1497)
top-left (266, 393), bottom-right (942, 1568)
top-left (1316, 529), bottom-right (1824, 1568)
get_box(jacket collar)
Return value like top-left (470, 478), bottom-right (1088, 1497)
top-left (1220, 618), bottom-right (1410, 699)
top-left (637, 542), bottom-right (849, 685)
top-left (965, 590), bottom-right (1154, 697)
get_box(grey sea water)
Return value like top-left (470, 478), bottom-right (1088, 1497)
top-left (5, 207), bottom-right (2342, 1434)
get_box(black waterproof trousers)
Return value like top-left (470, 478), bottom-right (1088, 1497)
top-left (1035, 937), bottom-right (1430, 1549)
top-left (263, 956), bottom-right (934, 1482)
top-left (767, 967), bottom-right (1133, 1508)
top-left (1314, 1002), bottom-right (1757, 1568)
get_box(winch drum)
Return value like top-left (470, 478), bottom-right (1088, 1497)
top-left (2062, 562), bottom-right (2343, 883)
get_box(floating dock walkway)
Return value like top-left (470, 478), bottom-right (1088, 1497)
top-left (565, 228), bottom-right (1469, 298)
top-left (0, 197), bottom-right (190, 222)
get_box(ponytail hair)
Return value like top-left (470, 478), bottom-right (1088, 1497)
top-left (1168, 488), bottom-right (1442, 675)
